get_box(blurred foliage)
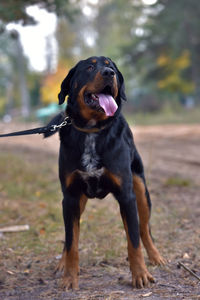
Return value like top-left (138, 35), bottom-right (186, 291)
top-left (41, 62), bottom-right (70, 104)
top-left (1, 0), bottom-right (200, 118)
top-left (92, 0), bottom-right (200, 103)
top-left (0, 0), bottom-right (80, 115)
top-left (157, 51), bottom-right (195, 94)
top-left (0, 30), bottom-right (32, 116)
top-left (0, 0), bottom-right (79, 26)
top-left (0, 31), bottom-right (20, 115)
top-left (28, 71), bottom-right (42, 107)
top-left (111, 0), bottom-right (200, 105)
top-left (56, 18), bottom-right (77, 63)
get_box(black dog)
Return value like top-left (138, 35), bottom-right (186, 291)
top-left (52, 56), bottom-right (165, 290)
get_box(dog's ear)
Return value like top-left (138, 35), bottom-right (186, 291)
top-left (117, 70), bottom-right (127, 101)
top-left (58, 66), bottom-right (77, 105)
top-left (110, 60), bottom-right (127, 101)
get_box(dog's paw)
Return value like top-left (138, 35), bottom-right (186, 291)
top-left (132, 268), bottom-right (155, 288)
top-left (148, 249), bottom-right (167, 266)
top-left (61, 275), bottom-right (79, 290)
top-left (150, 255), bottom-right (166, 266)
top-left (54, 253), bottom-right (66, 274)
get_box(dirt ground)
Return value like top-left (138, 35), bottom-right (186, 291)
top-left (0, 123), bottom-right (200, 299)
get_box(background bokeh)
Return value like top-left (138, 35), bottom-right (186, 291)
top-left (0, 0), bottom-right (200, 124)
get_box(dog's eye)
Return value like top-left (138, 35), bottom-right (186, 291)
top-left (87, 65), bottom-right (94, 72)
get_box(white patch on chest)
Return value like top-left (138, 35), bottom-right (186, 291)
top-left (79, 134), bottom-right (105, 196)
top-left (80, 133), bottom-right (104, 178)
top-left (81, 134), bottom-right (99, 172)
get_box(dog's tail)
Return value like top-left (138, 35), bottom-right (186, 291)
top-left (43, 112), bottom-right (65, 138)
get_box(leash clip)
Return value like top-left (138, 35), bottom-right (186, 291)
top-left (50, 117), bottom-right (72, 132)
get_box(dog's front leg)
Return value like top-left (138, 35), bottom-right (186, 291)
top-left (57, 193), bottom-right (87, 290)
top-left (116, 186), bottom-right (154, 288)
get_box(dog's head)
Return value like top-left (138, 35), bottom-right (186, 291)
top-left (58, 56), bottom-right (127, 125)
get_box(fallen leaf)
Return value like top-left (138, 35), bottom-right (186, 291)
top-left (183, 253), bottom-right (190, 259)
top-left (142, 292), bottom-right (153, 297)
top-left (35, 191), bottom-right (41, 197)
top-left (7, 270), bottom-right (15, 275)
top-left (39, 228), bottom-right (46, 235)
top-left (39, 202), bottom-right (46, 208)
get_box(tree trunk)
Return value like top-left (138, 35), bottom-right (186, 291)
top-left (15, 36), bottom-right (30, 117)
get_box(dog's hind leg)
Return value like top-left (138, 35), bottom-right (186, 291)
top-left (114, 178), bottom-right (154, 288)
top-left (132, 150), bottom-right (166, 265)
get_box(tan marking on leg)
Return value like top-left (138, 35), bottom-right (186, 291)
top-left (66, 172), bottom-right (76, 188)
top-left (133, 175), bottom-right (166, 265)
top-left (79, 194), bottom-right (87, 215)
top-left (61, 219), bottom-right (79, 290)
top-left (56, 195), bottom-right (88, 290)
top-left (104, 169), bottom-right (121, 187)
top-left (122, 217), bottom-right (154, 288)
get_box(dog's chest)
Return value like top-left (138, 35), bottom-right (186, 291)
top-left (79, 134), bottom-right (105, 198)
top-left (81, 134), bottom-right (101, 174)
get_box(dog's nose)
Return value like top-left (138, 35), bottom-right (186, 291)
top-left (101, 67), bottom-right (115, 78)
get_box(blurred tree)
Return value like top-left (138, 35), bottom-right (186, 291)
top-left (0, 0), bottom-right (79, 27)
top-left (94, 0), bottom-right (142, 65)
top-left (119, 0), bottom-right (200, 102)
top-left (56, 18), bottom-right (77, 64)
top-left (40, 63), bottom-right (70, 104)
top-left (157, 50), bottom-right (195, 94)
top-left (2, 0), bottom-right (199, 113)
top-left (15, 32), bottom-right (30, 117)
top-left (28, 71), bottom-right (42, 107)
top-left (56, 11), bottom-right (97, 65)
top-left (92, 0), bottom-right (147, 99)
top-left (0, 0), bottom-right (80, 117)
top-left (0, 31), bottom-right (19, 115)
top-left (91, 0), bottom-right (200, 106)
top-left (41, 13), bottom-right (87, 105)
top-left (0, 30), bottom-right (30, 116)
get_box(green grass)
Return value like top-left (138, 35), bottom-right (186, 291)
top-left (0, 150), bottom-right (63, 255)
top-left (164, 176), bottom-right (191, 187)
top-left (0, 148), bottom-right (126, 263)
top-left (126, 106), bottom-right (200, 126)
top-left (2, 143), bottom-right (192, 266)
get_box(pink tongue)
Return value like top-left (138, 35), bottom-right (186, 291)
top-left (97, 94), bottom-right (118, 116)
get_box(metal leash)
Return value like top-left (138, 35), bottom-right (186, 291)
top-left (0, 116), bottom-right (72, 138)
top-left (50, 116), bottom-right (72, 131)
